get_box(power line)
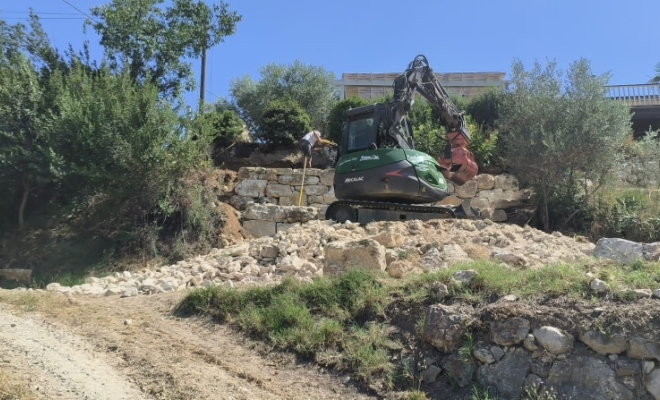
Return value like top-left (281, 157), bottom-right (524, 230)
top-left (4, 17), bottom-right (87, 20)
top-left (1, 11), bottom-right (81, 15)
top-left (60, 0), bottom-right (97, 22)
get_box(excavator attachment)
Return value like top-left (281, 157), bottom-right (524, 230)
top-left (438, 130), bottom-right (478, 185)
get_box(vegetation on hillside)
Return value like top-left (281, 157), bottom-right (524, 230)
top-left (178, 260), bottom-right (660, 389)
top-left (1, 2), bottom-right (660, 285)
top-left (0, 5), bottom-right (241, 282)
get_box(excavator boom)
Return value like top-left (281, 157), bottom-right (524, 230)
top-left (388, 55), bottom-right (478, 185)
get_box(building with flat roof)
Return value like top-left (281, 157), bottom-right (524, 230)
top-left (334, 71), bottom-right (507, 101)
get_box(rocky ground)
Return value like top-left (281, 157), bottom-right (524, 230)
top-left (40, 217), bottom-right (597, 297)
top-left (2, 205), bottom-right (660, 400)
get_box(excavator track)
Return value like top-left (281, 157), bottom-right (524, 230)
top-left (325, 199), bottom-right (465, 224)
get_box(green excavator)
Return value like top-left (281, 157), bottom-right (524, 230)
top-left (325, 55), bottom-right (480, 224)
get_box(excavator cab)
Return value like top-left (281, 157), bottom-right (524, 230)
top-left (336, 104), bottom-right (415, 164)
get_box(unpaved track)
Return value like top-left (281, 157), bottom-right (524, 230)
top-left (0, 303), bottom-right (145, 400)
top-left (0, 290), bottom-right (377, 400)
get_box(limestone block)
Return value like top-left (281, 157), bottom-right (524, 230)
top-left (469, 197), bottom-right (490, 211)
top-left (476, 174), bottom-right (496, 190)
top-left (324, 239), bottom-right (387, 275)
top-left (229, 195), bottom-right (254, 211)
top-left (294, 184), bottom-right (328, 196)
top-left (235, 179), bottom-right (267, 197)
top-left (265, 183), bottom-right (293, 198)
top-left (258, 170), bottom-right (279, 181)
top-left (243, 203), bottom-right (287, 222)
top-left (278, 174), bottom-right (319, 185)
top-left (284, 207), bottom-right (319, 223)
top-left (277, 222), bottom-right (301, 233)
top-left (477, 188), bottom-right (527, 209)
top-left (494, 174), bottom-right (519, 191)
top-left (295, 168), bottom-right (322, 176)
top-left (319, 169), bottom-right (335, 185)
top-left (308, 195), bottom-right (324, 204)
top-left (237, 167), bottom-right (267, 180)
top-left (439, 195), bottom-right (462, 207)
top-left (242, 220), bottom-right (276, 238)
top-left (455, 179), bottom-right (478, 199)
top-left (279, 193), bottom-right (307, 206)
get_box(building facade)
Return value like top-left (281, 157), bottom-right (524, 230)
top-left (334, 71), bottom-right (507, 101)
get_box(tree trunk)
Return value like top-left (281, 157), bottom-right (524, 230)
top-left (18, 179), bottom-right (30, 231)
top-left (541, 182), bottom-right (550, 232)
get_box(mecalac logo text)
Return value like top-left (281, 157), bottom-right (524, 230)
top-left (344, 176), bottom-right (364, 183)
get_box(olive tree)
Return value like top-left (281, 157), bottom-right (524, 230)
top-left (499, 58), bottom-right (632, 232)
top-left (230, 60), bottom-right (337, 138)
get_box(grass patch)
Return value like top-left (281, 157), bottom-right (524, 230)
top-left (178, 260), bottom-right (660, 385)
top-left (401, 260), bottom-right (660, 302)
top-left (0, 370), bottom-right (34, 400)
top-left (178, 268), bottom-right (394, 382)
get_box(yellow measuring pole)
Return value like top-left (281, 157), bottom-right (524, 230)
top-left (298, 158), bottom-right (307, 206)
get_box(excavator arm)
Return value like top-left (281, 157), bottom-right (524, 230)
top-left (386, 55), bottom-right (478, 185)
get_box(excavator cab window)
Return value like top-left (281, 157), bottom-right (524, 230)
top-left (347, 117), bottom-right (375, 151)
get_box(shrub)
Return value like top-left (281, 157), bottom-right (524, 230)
top-left (466, 87), bottom-right (504, 129)
top-left (259, 98), bottom-right (312, 145)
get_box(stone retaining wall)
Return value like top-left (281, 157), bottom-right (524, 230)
top-left (231, 167), bottom-right (531, 237)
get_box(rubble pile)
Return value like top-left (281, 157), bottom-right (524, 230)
top-left (44, 217), bottom-right (596, 297)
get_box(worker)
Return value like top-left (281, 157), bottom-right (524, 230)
top-left (300, 130), bottom-right (322, 168)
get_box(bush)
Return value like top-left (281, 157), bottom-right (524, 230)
top-left (589, 188), bottom-right (660, 242)
top-left (192, 109), bottom-right (245, 146)
top-left (259, 98), bottom-right (312, 145)
top-left (466, 87), bottom-right (504, 129)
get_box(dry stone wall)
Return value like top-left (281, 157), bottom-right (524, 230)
top-left (230, 167), bottom-right (530, 238)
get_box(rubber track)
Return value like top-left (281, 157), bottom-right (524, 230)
top-left (326, 199), bottom-right (458, 220)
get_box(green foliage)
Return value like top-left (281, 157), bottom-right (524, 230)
top-left (0, 14), bottom-right (220, 274)
top-left (651, 62), bottom-right (660, 83)
top-left (0, 51), bottom-right (66, 230)
top-left (229, 60), bottom-right (337, 137)
top-left (191, 108), bottom-right (244, 146)
top-left (590, 188), bottom-right (660, 243)
top-left (88, 0), bottom-right (242, 98)
top-left (499, 58), bottom-right (632, 232)
top-left (179, 269), bottom-right (394, 381)
top-left (466, 87), bottom-right (504, 129)
top-left (326, 96), bottom-right (370, 143)
top-left (406, 100), bottom-right (499, 170)
top-left (260, 98), bottom-right (312, 145)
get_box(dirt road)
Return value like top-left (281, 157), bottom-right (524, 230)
top-left (0, 290), bottom-right (377, 400)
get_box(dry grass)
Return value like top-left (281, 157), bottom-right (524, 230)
top-left (0, 370), bottom-right (34, 400)
top-left (0, 290), bottom-right (73, 317)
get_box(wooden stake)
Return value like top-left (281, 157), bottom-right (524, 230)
top-left (298, 158), bottom-right (307, 206)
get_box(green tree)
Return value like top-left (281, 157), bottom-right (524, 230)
top-left (651, 62), bottom-right (660, 83)
top-left (88, 0), bottom-right (242, 98)
top-left (0, 52), bottom-right (65, 230)
top-left (499, 58), bottom-right (632, 232)
top-left (260, 99), bottom-right (312, 145)
top-left (326, 97), bottom-right (370, 143)
top-left (466, 87), bottom-right (504, 129)
top-left (191, 108), bottom-right (244, 146)
top-left (230, 60), bottom-right (337, 137)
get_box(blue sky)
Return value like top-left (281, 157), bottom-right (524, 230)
top-left (4, 0), bottom-right (660, 108)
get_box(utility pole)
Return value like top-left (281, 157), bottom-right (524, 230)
top-left (199, 46), bottom-right (207, 109)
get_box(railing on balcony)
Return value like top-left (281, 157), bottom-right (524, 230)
top-left (607, 84), bottom-right (660, 106)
